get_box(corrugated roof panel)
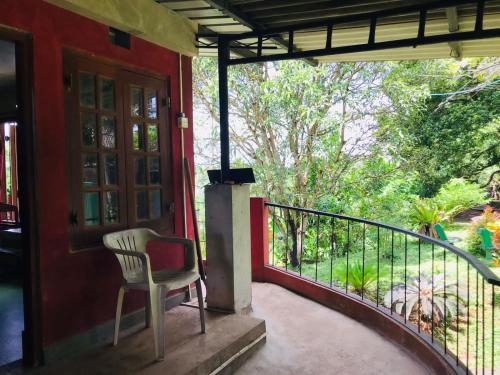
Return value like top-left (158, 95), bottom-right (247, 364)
top-left (176, 8), bottom-right (224, 18)
top-left (314, 37), bottom-right (500, 62)
top-left (196, 18), bottom-right (239, 25)
top-left (208, 25), bottom-right (252, 33)
top-left (461, 38), bottom-right (500, 53)
top-left (163, 1), bottom-right (208, 9)
top-left (158, 0), bottom-right (500, 61)
top-left (316, 44), bottom-right (454, 62)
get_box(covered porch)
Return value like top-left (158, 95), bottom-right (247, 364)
top-left (0, 0), bottom-right (498, 374)
top-left (2, 283), bottom-right (427, 375)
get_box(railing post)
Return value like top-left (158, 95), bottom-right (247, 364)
top-left (250, 197), bottom-right (269, 281)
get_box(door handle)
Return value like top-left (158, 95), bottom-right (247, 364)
top-left (69, 210), bottom-right (78, 226)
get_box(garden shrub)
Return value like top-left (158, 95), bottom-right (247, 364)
top-left (465, 206), bottom-right (500, 257)
top-left (409, 198), bottom-right (442, 237)
top-left (384, 273), bottom-right (465, 333)
top-left (466, 233), bottom-right (484, 257)
top-left (332, 260), bottom-right (380, 296)
top-left (434, 178), bottom-right (488, 220)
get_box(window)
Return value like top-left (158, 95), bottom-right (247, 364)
top-left (64, 52), bottom-right (173, 250)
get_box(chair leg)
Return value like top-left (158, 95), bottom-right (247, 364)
top-left (113, 287), bottom-right (125, 346)
top-left (149, 286), bottom-right (160, 360)
top-left (185, 285), bottom-right (193, 302)
top-left (156, 285), bottom-right (167, 361)
top-left (145, 291), bottom-right (151, 328)
top-left (195, 279), bottom-right (206, 333)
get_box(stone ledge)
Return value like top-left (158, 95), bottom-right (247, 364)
top-left (35, 306), bottom-right (266, 375)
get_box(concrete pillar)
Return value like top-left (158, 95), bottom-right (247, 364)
top-left (205, 184), bottom-right (252, 313)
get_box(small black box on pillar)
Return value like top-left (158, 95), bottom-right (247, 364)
top-left (207, 168), bottom-right (255, 184)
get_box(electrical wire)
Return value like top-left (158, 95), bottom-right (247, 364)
top-left (430, 78), bottom-right (500, 96)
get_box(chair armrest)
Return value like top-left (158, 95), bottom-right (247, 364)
top-left (148, 235), bottom-right (196, 271)
top-left (152, 235), bottom-right (194, 247)
top-left (109, 249), bottom-right (152, 284)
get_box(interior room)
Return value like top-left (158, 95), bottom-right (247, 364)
top-left (0, 37), bottom-right (23, 368)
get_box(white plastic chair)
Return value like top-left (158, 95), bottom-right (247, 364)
top-left (103, 228), bottom-right (205, 361)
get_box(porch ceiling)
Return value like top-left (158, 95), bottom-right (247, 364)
top-left (157, 0), bottom-right (500, 62)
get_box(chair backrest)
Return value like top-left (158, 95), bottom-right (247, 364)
top-left (477, 228), bottom-right (494, 250)
top-left (0, 203), bottom-right (19, 224)
top-left (103, 228), bottom-right (157, 284)
top-left (104, 228), bottom-right (156, 253)
top-left (434, 223), bottom-right (448, 241)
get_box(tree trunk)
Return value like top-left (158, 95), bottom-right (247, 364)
top-left (286, 212), bottom-right (305, 268)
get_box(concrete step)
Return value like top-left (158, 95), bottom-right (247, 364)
top-left (34, 306), bottom-right (266, 375)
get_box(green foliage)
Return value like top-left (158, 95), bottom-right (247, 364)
top-left (332, 260), bottom-right (379, 295)
top-left (466, 206), bottom-right (500, 257)
top-left (193, 57), bottom-right (391, 211)
top-left (384, 274), bottom-right (465, 327)
top-left (434, 178), bottom-right (488, 219)
top-left (466, 233), bottom-right (484, 257)
top-left (194, 56), bottom-right (500, 260)
top-left (408, 179), bottom-right (487, 236)
top-left (380, 59), bottom-right (500, 196)
top-left (409, 198), bottom-right (443, 237)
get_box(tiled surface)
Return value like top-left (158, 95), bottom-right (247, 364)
top-left (0, 280), bottom-right (23, 367)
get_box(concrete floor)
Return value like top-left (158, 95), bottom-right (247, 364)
top-left (238, 283), bottom-right (431, 375)
top-left (0, 282), bottom-right (432, 375)
top-left (0, 277), bottom-right (23, 367)
top-left (3, 302), bottom-right (265, 375)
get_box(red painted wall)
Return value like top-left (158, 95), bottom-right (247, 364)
top-left (0, 0), bottom-right (194, 346)
top-left (250, 198), bottom-right (268, 281)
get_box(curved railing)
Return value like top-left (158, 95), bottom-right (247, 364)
top-left (265, 202), bottom-right (499, 374)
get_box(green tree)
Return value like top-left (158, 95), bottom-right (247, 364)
top-left (379, 58), bottom-right (500, 196)
top-left (193, 59), bottom-right (391, 265)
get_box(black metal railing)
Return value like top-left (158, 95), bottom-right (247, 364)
top-left (265, 202), bottom-right (499, 374)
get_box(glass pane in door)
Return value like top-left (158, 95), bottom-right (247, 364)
top-left (84, 192), bottom-right (100, 226)
top-left (100, 78), bottom-right (115, 111)
top-left (136, 191), bottom-right (148, 220)
top-left (79, 73), bottom-right (96, 108)
top-left (104, 191), bottom-right (119, 224)
top-left (131, 87), bottom-right (143, 117)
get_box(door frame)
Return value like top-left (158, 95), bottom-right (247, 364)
top-left (0, 26), bottom-right (43, 366)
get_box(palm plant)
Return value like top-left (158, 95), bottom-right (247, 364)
top-left (384, 273), bottom-right (465, 327)
top-left (409, 198), bottom-right (443, 237)
top-left (333, 260), bottom-right (379, 296)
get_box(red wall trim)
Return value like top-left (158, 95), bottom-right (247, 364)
top-left (0, 0), bottom-right (194, 346)
top-left (250, 197), bottom-right (268, 281)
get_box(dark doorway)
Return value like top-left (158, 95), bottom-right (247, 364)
top-left (0, 38), bottom-right (23, 368)
top-left (0, 28), bottom-right (41, 368)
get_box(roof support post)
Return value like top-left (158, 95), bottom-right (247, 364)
top-left (446, 7), bottom-right (462, 58)
top-left (218, 35), bottom-right (230, 182)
